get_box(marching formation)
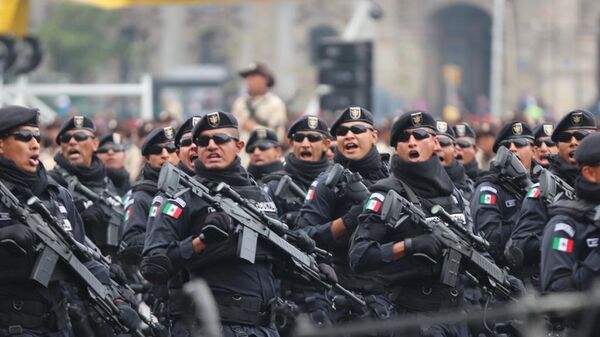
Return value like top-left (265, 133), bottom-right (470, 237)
top-left (0, 103), bottom-right (598, 337)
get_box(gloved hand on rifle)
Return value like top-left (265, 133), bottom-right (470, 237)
top-left (317, 263), bottom-right (338, 284)
top-left (404, 233), bottom-right (444, 260)
top-left (0, 224), bottom-right (36, 255)
top-left (117, 233), bottom-right (145, 265)
top-left (506, 274), bottom-right (526, 297)
top-left (291, 229), bottom-right (316, 254)
top-left (341, 205), bottom-right (363, 234)
top-left (199, 212), bottom-right (233, 245)
top-left (115, 300), bottom-right (142, 332)
top-left (80, 204), bottom-right (107, 227)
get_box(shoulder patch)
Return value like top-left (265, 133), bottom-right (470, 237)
top-left (505, 199), bottom-right (517, 208)
top-left (587, 238), bottom-right (599, 248)
top-left (124, 208), bottom-right (132, 222)
top-left (62, 219), bottom-right (72, 231)
top-left (152, 195), bottom-right (164, 205)
top-left (365, 193), bottom-right (385, 212)
top-left (124, 198), bottom-right (135, 209)
top-left (149, 204), bottom-right (159, 218)
top-left (58, 205), bottom-right (68, 214)
top-left (554, 223), bottom-right (575, 237)
top-left (173, 197), bottom-right (186, 208)
top-left (255, 201), bottom-right (277, 213)
top-left (479, 193), bottom-right (497, 205)
top-left (305, 181), bottom-right (318, 202)
top-left (552, 237), bottom-right (574, 253)
top-left (162, 200), bottom-right (184, 219)
top-left (479, 186), bottom-right (498, 194)
top-left (527, 187), bottom-right (541, 199)
top-left (0, 212), bottom-right (10, 221)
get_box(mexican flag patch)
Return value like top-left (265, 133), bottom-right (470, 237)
top-left (124, 208), bottom-right (132, 222)
top-left (552, 237), bottom-right (574, 253)
top-left (149, 205), bottom-right (159, 218)
top-left (162, 202), bottom-right (183, 219)
top-left (365, 193), bottom-right (385, 212)
top-left (527, 187), bottom-right (541, 199)
top-left (480, 194), bottom-right (497, 205)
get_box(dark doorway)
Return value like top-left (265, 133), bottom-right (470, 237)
top-left (428, 5), bottom-right (492, 116)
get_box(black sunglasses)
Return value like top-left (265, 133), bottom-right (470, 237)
top-left (438, 137), bottom-right (454, 148)
top-left (292, 133), bottom-right (324, 143)
top-left (456, 140), bottom-right (475, 149)
top-left (59, 132), bottom-right (94, 144)
top-left (534, 139), bottom-right (556, 147)
top-left (499, 138), bottom-right (532, 149)
top-left (335, 125), bottom-right (373, 137)
top-left (556, 130), bottom-right (592, 143)
top-left (7, 130), bottom-right (41, 143)
top-left (396, 129), bottom-right (434, 143)
top-left (195, 133), bottom-right (238, 147)
top-left (179, 137), bottom-right (193, 147)
top-left (246, 142), bottom-right (277, 154)
top-left (147, 143), bottom-right (177, 155)
top-left (96, 145), bottom-right (124, 154)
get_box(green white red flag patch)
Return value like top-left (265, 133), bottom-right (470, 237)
top-left (365, 193), bottom-right (385, 212)
top-left (527, 187), bottom-right (541, 198)
top-left (552, 237), bottom-right (574, 253)
top-left (162, 202), bottom-right (183, 219)
top-left (480, 194), bottom-right (496, 205)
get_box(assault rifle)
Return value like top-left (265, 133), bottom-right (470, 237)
top-left (274, 175), bottom-right (307, 205)
top-left (533, 166), bottom-right (576, 202)
top-left (57, 171), bottom-right (124, 251)
top-left (324, 163), bottom-right (369, 203)
top-left (157, 163), bottom-right (365, 307)
top-left (0, 181), bottom-right (147, 336)
top-left (491, 147), bottom-right (534, 200)
top-left (380, 189), bottom-right (518, 301)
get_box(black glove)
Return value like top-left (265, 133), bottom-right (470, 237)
top-left (199, 212), bottom-right (233, 245)
top-left (404, 233), bottom-right (444, 259)
top-left (116, 302), bottom-right (142, 331)
top-left (0, 224), bottom-right (36, 255)
top-left (341, 205), bottom-right (363, 234)
top-left (317, 263), bottom-right (338, 284)
top-left (117, 233), bottom-right (145, 265)
top-left (292, 230), bottom-right (316, 253)
top-left (506, 274), bottom-right (526, 297)
top-left (110, 263), bottom-right (128, 286)
top-left (140, 255), bottom-right (174, 284)
top-left (80, 204), bottom-right (107, 226)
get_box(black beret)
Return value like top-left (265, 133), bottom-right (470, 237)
top-left (246, 128), bottom-right (280, 153)
top-left (0, 105), bottom-right (40, 135)
top-left (390, 111), bottom-right (436, 147)
top-left (452, 123), bottom-right (477, 138)
top-left (191, 111), bottom-right (238, 144)
top-left (141, 126), bottom-right (176, 156)
top-left (287, 115), bottom-right (329, 139)
top-left (330, 106), bottom-right (374, 136)
top-left (574, 132), bottom-right (600, 166)
top-left (551, 110), bottom-right (597, 142)
top-left (98, 133), bottom-right (124, 149)
top-left (492, 121), bottom-right (534, 153)
top-left (239, 62), bottom-right (275, 87)
top-left (174, 115), bottom-right (202, 147)
top-left (434, 120), bottom-right (455, 140)
top-left (56, 115), bottom-right (96, 144)
top-left (532, 123), bottom-right (555, 140)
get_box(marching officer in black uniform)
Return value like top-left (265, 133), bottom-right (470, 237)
top-left (434, 120), bottom-right (473, 199)
top-left (96, 133), bottom-right (131, 196)
top-left (541, 133), bottom-right (600, 331)
top-left (530, 123), bottom-right (557, 169)
top-left (349, 111), bottom-right (471, 337)
top-left (49, 116), bottom-right (123, 255)
top-left (452, 123), bottom-right (482, 180)
top-left (263, 115), bottom-right (331, 225)
top-left (246, 128), bottom-right (284, 182)
top-left (175, 115), bottom-right (202, 175)
top-left (0, 106), bottom-right (139, 337)
top-left (471, 121), bottom-right (534, 266)
top-left (141, 112), bottom-right (283, 337)
top-left (297, 107), bottom-right (393, 326)
top-left (508, 111), bottom-right (596, 289)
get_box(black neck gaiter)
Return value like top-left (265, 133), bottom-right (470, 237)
top-left (391, 154), bottom-right (454, 199)
top-left (54, 152), bottom-right (107, 185)
top-left (247, 160), bottom-right (284, 181)
top-left (549, 155), bottom-right (579, 186)
top-left (284, 153), bottom-right (330, 187)
top-left (463, 160), bottom-right (480, 180)
top-left (0, 158), bottom-right (49, 198)
top-left (444, 159), bottom-right (469, 190)
top-left (177, 161), bottom-right (196, 177)
top-left (334, 146), bottom-right (388, 183)
top-left (194, 157), bottom-right (251, 187)
top-left (575, 176), bottom-right (600, 204)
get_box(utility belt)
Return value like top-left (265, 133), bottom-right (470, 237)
top-left (0, 299), bottom-right (66, 331)
top-left (213, 293), bottom-right (273, 326)
top-left (390, 283), bottom-right (462, 313)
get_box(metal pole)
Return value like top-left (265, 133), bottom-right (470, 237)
top-left (141, 74), bottom-right (153, 121)
top-left (490, 0), bottom-right (505, 119)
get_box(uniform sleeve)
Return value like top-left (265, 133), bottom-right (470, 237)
top-left (541, 216), bottom-right (600, 292)
top-left (59, 187), bottom-right (87, 244)
top-left (349, 192), bottom-right (395, 273)
top-left (471, 183), bottom-right (506, 264)
top-left (509, 186), bottom-right (547, 264)
top-left (121, 192), bottom-right (151, 244)
top-left (296, 176), bottom-right (337, 247)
